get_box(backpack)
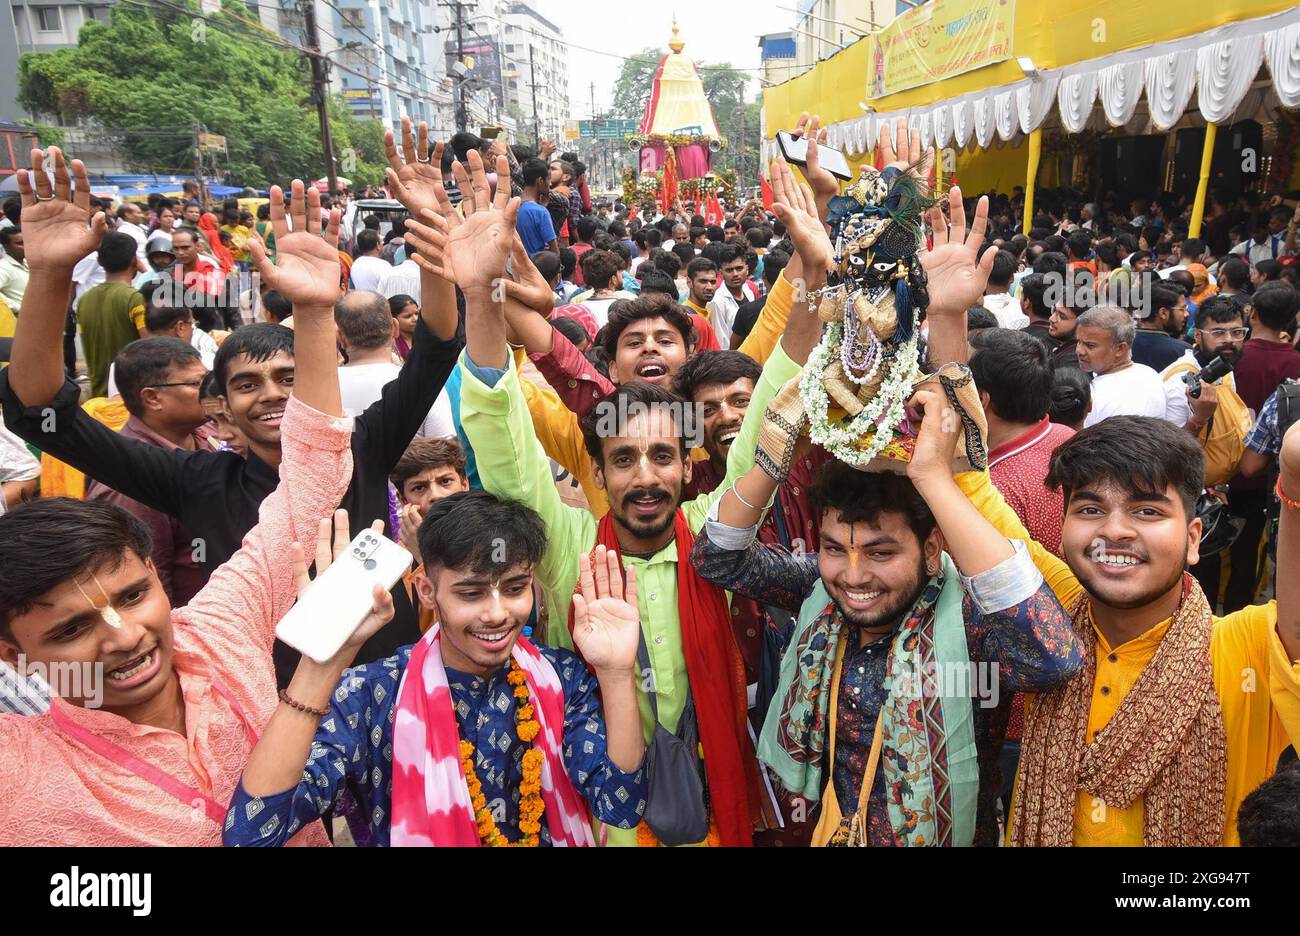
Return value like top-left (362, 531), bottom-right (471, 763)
top-left (1162, 361), bottom-right (1251, 486)
top-left (1278, 379), bottom-right (1300, 439)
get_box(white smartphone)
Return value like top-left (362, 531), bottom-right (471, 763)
top-left (776, 129), bottom-right (854, 181)
top-left (275, 529), bottom-right (413, 664)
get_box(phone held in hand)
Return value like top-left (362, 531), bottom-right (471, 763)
top-left (275, 529), bottom-right (413, 664)
top-left (776, 129), bottom-right (854, 181)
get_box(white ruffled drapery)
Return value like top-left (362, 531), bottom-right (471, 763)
top-left (809, 5), bottom-right (1299, 159)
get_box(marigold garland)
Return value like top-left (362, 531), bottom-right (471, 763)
top-left (460, 659), bottom-right (545, 846)
top-left (636, 812), bottom-right (721, 847)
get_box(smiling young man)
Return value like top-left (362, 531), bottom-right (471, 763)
top-left (464, 231), bottom-right (798, 517)
top-left (222, 492), bottom-right (647, 847)
top-left (1, 136), bottom-right (464, 682)
top-left (953, 416), bottom-right (1300, 846)
top-left (914, 240), bottom-right (1300, 845)
top-left (407, 151), bottom-right (803, 846)
top-left (0, 151), bottom-right (357, 846)
top-left (693, 408), bottom-right (1082, 847)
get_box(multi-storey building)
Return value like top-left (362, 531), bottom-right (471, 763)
top-left (455, 0), bottom-right (567, 145)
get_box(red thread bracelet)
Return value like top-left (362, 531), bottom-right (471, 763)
top-left (1277, 476), bottom-right (1300, 512)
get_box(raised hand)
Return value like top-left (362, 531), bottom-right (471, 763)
top-left (384, 118), bottom-right (455, 228)
top-left (16, 147), bottom-right (107, 272)
top-left (878, 116), bottom-right (935, 181)
top-left (401, 152), bottom-right (519, 295)
top-left (571, 546), bottom-right (640, 675)
top-left (248, 180), bottom-right (342, 310)
top-left (789, 112), bottom-right (837, 211)
top-left (769, 157), bottom-right (833, 278)
top-left (501, 235), bottom-right (556, 315)
top-left (905, 383), bottom-right (960, 484)
top-left (288, 511), bottom-right (395, 660)
top-left (920, 186), bottom-right (995, 318)
top-left (397, 503), bottom-right (423, 557)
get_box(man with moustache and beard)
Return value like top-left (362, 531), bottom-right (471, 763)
top-left (1160, 295), bottom-right (1249, 432)
top-left (430, 152), bottom-right (831, 847)
top-left (693, 399), bottom-right (1083, 847)
top-left (673, 349), bottom-right (827, 846)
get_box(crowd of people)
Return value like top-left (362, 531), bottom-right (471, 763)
top-left (0, 112), bottom-right (1299, 848)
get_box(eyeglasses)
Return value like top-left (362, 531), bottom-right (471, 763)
top-left (148, 380), bottom-right (205, 390)
top-left (1198, 327), bottom-right (1249, 340)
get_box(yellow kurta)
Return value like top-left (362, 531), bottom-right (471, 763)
top-left (958, 470), bottom-right (1300, 846)
top-left (518, 271), bottom-right (795, 517)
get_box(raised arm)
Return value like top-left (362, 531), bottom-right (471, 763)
top-left (228, 522), bottom-right (393, 839)
top-left (714, 157), bottom-right (828, 531)
top-left (384, 119), bottom-right (457, 340)
top-left (177, 214), bottom-right (355, 652)
top-left (1, 161), bottom-right (194, 517)
top-left (8, 147), bottom-right (107, 407)
top-left (920, 184), bottom-right (995, 368)
top-left (905, 383), bottom-right (1013, 576)
top-left (248, 180), bottom-right (343, 419)
top-left (405, 147), bottom-right (593, 566)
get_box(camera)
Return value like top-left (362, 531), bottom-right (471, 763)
top-left (1182, 354), bottom-right (1236, 399)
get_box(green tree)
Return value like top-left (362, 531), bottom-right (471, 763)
top-left (18, 0), bottom-right (384, 189)
top-left (610, 48), bottom-right (662, 125)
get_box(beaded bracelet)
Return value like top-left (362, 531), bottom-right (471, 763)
top-left (1278, 476), bottom-right (1300, 513)
top-left (278, 688), bottom-right (329, 719)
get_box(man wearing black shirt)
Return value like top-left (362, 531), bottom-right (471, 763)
top-left (2, 128), bottom-right (463, 684)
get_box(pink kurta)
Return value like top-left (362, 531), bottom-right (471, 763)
top-left (0, 395), bottom-right (355, 845)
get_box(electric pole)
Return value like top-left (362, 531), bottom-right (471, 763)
top-left (590, 81), bottom-right (598, 190)
top-left (529, 42), bottom-right (540, 152)
top-left (191, 123), bottom-right (207, 206)
top-left (451, 1), bottom-right (467, 132)
top-left (303, 1), bottom-right (338, 196)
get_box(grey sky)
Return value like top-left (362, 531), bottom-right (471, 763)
top-left (534, 1), bottom-right (793, 118)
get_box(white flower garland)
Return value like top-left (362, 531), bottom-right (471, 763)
top-left (800, 319), bottom-right (921, 468)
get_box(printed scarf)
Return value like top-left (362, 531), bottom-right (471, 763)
top-left (390, 625), bottom-right (595, 846)
top-left (569, 509), bottom-right (759, 846)
top-left (758, 553), bottom-right (979, 846)
top-left (1009, 574), bottom-right (1226, 846)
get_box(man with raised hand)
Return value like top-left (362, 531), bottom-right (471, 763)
top-left (1, 126), bottom-right (463, 681)
top-left (453, 120), bottom-right (849, 519)
top-left (223, 499), bottom-right (647, 848)
top-left (404, 150), bottom-right (837, 846)
top-left (0, 149), bottom-right (354, 845)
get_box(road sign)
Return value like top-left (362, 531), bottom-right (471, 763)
top-left (577, 119), bottom-right (637, 139)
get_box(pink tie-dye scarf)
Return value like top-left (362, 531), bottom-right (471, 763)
top-left (390, 625), bottom-right (595, 846)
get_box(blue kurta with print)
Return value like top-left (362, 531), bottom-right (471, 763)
top-left (223, 644), bottom-right (645, 846)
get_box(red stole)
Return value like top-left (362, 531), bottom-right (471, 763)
top-left (569, 509), bottom-right (759, 846)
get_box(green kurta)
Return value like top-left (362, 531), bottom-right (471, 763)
top-left (459, 343), bottom-right (800, 843)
